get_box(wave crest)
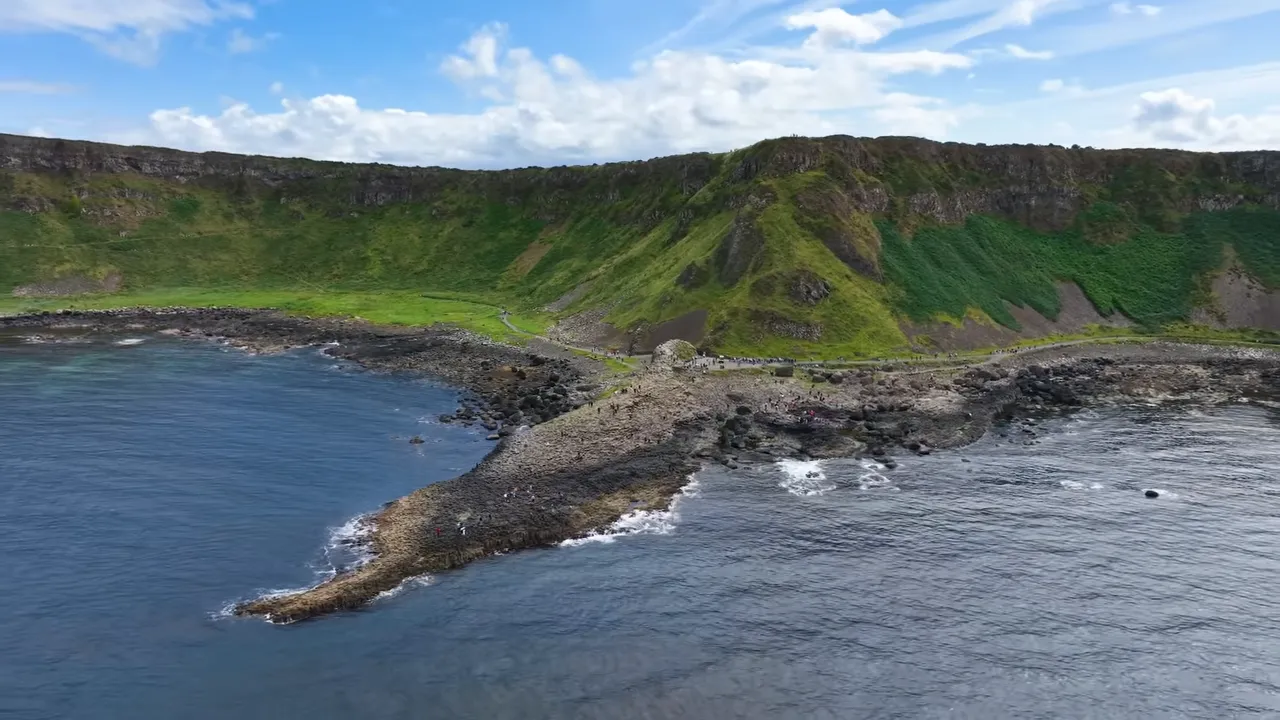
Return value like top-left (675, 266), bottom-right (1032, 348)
top-left (777, 459), bottom-right (835, 497)
top-left (561, 475), bottom-right (701, 547)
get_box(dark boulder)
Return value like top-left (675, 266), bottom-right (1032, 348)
top-left (788, 269), bottom-right (832, 305)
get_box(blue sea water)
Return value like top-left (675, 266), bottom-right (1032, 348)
top-left (3, 333), bottom-right (1280, 719)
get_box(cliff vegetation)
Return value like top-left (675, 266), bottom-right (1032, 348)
top-left (2, 133), bottom-right (1279, 355)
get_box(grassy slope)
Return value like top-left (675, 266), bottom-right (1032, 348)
top-left (881, 208), bottom-right (1280, 331)
top-left (3, 137), bottom-right (1280, 356)
top-left (0, 288), bottom-right (546, 344)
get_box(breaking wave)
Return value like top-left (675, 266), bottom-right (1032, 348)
top-left (375, 575), bottom-right (434, 601)
top-left (214, 511), bottom-right (379, 622)
top-left (321, 513), bottom-right (377, 575)
top-left (776, 459), bottom-right (836, 497)
top-left (1060, 480), bottom-right (1106, 490)
top-left (560, 475), bottom-right (701, 547)
top-left (856, 459), bottom-right (898, 491)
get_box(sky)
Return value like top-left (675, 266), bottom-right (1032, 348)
top-left (1, 0), bottom-right (1279, 168)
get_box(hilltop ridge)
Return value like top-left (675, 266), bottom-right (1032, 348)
top-left (3, 132), bottom-right (1279, 355)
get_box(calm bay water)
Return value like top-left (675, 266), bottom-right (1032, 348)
top-left (3, 335), bottom-right (1280, 719)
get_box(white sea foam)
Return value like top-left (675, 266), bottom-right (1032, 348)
top-left (857, 459), bottom-right (897, 491)
top-left (560, 475), bottom-right (700, 547)
top-left (209, 585), bottom-right (315, 623)
top-left (114, 338), bottom-right (145, 346)
top-left (375, 575), bottom-right (434, 601)
top-left (1060, 480), bottom-right (1107, 491)
top-left (776, 459), bottom-right (836, 497)
top-left (210, 601), bottom-right (238, 620)
top-left (213, 513), bottom-right (379, 623)
top-left (323, 513), bottom-right (376, 572)
top-left (19, 334), bottom-right (91, 345)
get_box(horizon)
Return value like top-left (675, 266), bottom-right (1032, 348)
top-left (1, 1), bottom-right (1277, 170)
top-left (5, 129), bottom-right (1273, 174)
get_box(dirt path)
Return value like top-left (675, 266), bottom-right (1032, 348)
top-left (501, 311), bottom-right (641, 369)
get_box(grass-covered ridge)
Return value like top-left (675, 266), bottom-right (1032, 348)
top-left (2, 132), bottom-right (1280, 355)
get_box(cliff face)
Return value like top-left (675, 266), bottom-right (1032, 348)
top-left (0, 133), bottom-right (721, 221)
top-left (2, 132), bottom-right (1279, 355)
top-left (4, 132), bottom-right (1280, 224)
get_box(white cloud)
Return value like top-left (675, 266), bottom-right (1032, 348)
top-left (938, 0), bottom-right (1070, 47)
top-left (228, 28), bottom-right (278, 54)
top-left (1130, 88), bottom-right (1280, 147)
top-left (903, 0), bottom-right (1012, 28)
top-left (640, 0), bottom-right (794, 54)
top-left (1006, 43), bottom-right (1054, 59)
top-left (0, 80), bottom-right (75, 94)
top-left (440, 23), bottom-right (505, 81)
top-left (1042, 0), bottom-right (1280, 58)
top-left (0, 0), bottom-right (253, 64)
top-left (128, 23), bottom-right (972, 167)
top-left (954, 62), bottom-right (1280, 150)
top-left (269, 81), bottom-right (284, 95)
top-left (784, 8), bottom-right (904, 46)
top-left (872, 93), bottom-right (964, 137)
top-left (862, 50), bottom-right (973, 74)
top-left (1110, 2), bottom-right (1162, 15)
top-left (88, 3), bottom-right (1280, 169)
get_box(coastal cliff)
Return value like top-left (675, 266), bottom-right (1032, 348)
top-left (3, 132), bottom-right (1280, 354)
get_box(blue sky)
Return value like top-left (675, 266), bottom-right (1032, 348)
top-left (2, 0), bottom-right (1279, 167)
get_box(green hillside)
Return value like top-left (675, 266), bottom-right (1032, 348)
top-left (3, 133), bottom-right (1280, 356)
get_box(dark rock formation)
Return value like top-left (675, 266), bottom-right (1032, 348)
top-left (4, 132), bottom-right (1280, 234)
top-left (788, 270), bottom-right (832, 305)
top-left (714, 211), bottom-right (766, 286)
top-left (752, 310), bottom-right (823, 341)
top-left (676, 262), bottom-right (711, 290)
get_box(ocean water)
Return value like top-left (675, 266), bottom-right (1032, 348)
top-left (3, 335), bottom-right (1280, 719)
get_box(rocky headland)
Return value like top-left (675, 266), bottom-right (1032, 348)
top-left (4, 308), bottom-right (1279, 622)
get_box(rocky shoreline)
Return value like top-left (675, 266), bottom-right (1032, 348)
top-left (4, 308), bottom-right (1279, 623)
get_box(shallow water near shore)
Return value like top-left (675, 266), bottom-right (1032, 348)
top-left (5, 337), bottom-right (1280, 719)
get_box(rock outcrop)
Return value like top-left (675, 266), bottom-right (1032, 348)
top-left (6, 132), bottom-right (1280, 232)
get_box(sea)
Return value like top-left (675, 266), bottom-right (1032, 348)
top-left (3, 332), bottom-right (1280, 720)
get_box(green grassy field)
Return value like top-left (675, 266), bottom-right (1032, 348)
top-left (0, 288), bottom-right (549, 343)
